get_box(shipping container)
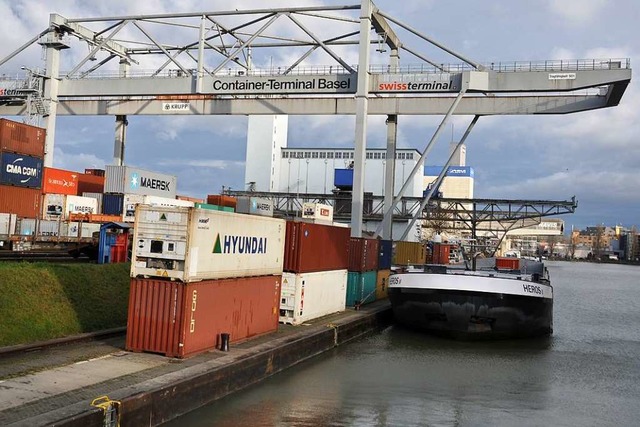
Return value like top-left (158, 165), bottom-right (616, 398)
top-left (103, 193), bottom-right (124, 215)
top-left (65, 195), bottom-right (98, 217)
top-left (346, 271), bottom-right (377, 307)
top-left (126, 275), bottom-right (281, 358)
top-left (42, 167), bottom-right (79, 195)
top-left (348, 237), bottom-right (380, 272)
top-left (177, 195), bottom-right (204, 203)
top-left (378, 239), bottom-right (393, 270)
top-left (0, 185), bottom-right (40, 218)
top-left (121, 194), bottom-right (144, 222)
top-left (77, 173), bottom-right (105, 194)
top-left (84, 168), bottom-right (105, 177)
top-left (0, 151), bottom-right (43, 189)
top-left (334, 169), bottom-right (353, 189)
top-left (18, 218), bottom-right (62, 237)
top-left (496, 257), bottom-right (520, 270)
top-left (0, 213), bottom-right (17, 236)
top-left (82, 192), bottom-right (103, 214)
top-left (279, 269), bottom-right (347, 325)
top-left (41, 194), bottom-right (65, 220)
top-left (376, 269), bottom-right (391, 300)
top-left (236, 196), bottom-right (274, 217)
top-left (393, 241), bottom-right (427, 265)
top-left (302, 202), bottom-right (334, 221)
top-left (284, 220), bottom-right (350, 274)
top-left (206, 194), bottom-right (237, 208)
top-left (195, 202), bottom-right (234, 212)
top-left (105, 165), bottom-right (177, 198)
top-left (131, 205), bottom-right (286, 282)
top-left (122, 194), bottom-right (194, 222)
top-left (432, 243), bottom-right (451, 265)
top-left (0, 119), bottom-right (45, 157)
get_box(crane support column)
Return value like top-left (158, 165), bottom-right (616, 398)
top-left (351, 0), bottom-right (372, 237)
top-left (113, 115), bottom-right (128, 166)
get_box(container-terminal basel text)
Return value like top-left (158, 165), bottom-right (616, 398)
top-left (0, 1), bottom-right (630, 240)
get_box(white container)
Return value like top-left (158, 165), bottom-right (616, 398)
top-left (0, 213), bottom-right (17, 235)
top-left (279, 269), bottom-right (347, 325)
top-left (65, 195), bottom-right (98, 217)
top-left (42, 194), bottom-right (66, 220)
top-left (236, 196), bottom-right (274, 217)
top-left (122, 194), bottom-right (145, 222)
top-left (131, 205), bottom-right (286, 282)
top-left (122, 194), bottom-right (194, 222)
top-left (82, 192), bottom-right (103, 214)
top-left (19, 218), bottom-right (62, 237)
top-left (143, 195), bottom-right (194, 208)
top-left (105, 165), bottom-right (177, 198)
top-left (302, 202), bottom-right (334, 221)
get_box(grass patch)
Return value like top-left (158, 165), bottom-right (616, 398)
top-left (0, 262), bottom-right (130, 347)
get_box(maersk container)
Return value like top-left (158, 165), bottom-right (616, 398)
top-left (346, 271), bottom-right (377, 307)
top-left (378, 239), bottom-right (393, 270)
top-left (42, 194), bottom-right (66, 220)
top-left (131, 205), bottom-right (286, 282)
top-left (126, 275), bottom-right (281, 358)
top-left (0, 151), bottom-right (43, 189)
top-left (279, 269), bottom-right (347, 325)
top-left (82, 192), bottom-right (103, 214)
top-left (0, 185), bottom-right (41, 218)
top-left (348, 237), bottom-right (380, 272)
top-left (102, 194), bottom-right (124, 215)
top-left (376, 269), bottom-right (391, 300)
top-left (284, 220), bottom-right (350, 274)
top-left (105, 165), bottom-right (177, 198)
top-left (0, 119), bottom-right (45, 157)
top-left (64, 195), bottom-right (98, 217)
top-left (236, 196), bottom-right (273, 217)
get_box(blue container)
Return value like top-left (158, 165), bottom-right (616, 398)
top-left (0, 152), bottom-right (43, 188)
top-left (102, 193), bottom-right (124, 215)
top-left (346, 271), bottom-right (377, 307)
top-left (334, 169), bottom-right (353, 189)
top-left (378, 239), bottom-right (393, 270)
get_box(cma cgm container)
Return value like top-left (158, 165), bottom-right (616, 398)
top-left (0, 151), bottom-right (43, 189)
top-left (284, 221), bottom-right (350, 273)
top-left (376, 269), bottom-right (391, 300)
top-left (346, 271), bottom-right (377, 307)
top-left (279, 269), bottom-right (347, 325)
top-left (348, 237), bottom-right (379, 272)
top-left (105, 165), bottom-right (177, 198)
top-left (77, 173), bottom-right (105, 194)
top-left (42, 167), bottom-right (78, 195)
top-left (0, 186), bottom-right (41, 218)
top-left (131, 205), bottom-right (286, 282)
top-left (0, 119), bottom-right (45, 157)
top-left (126, 275), bottom-right (281, 358)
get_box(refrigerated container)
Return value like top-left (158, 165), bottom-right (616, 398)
top-left (122, 194), bottom-right (194, 222)
top-left (65, 195), bottom-right (98, 217)
top-left (346, 271), bottom-right (377, 307)
top-left (279, 269), bottom-right (347, 325)
top-left (0, 119), bottom-right (45, 157)
top-left (126, 275), bottom-right (281, 358)
top-left (301, 202), bottom-right (334, 222)
top-left (131, 205), bottom-right (286, 282)
top-left (376, 269), bottom-right (391, 300)
top-left (0, 185), bottom-right (41, 218)
top-left (122, 194), bottom-right (144, 222)
top-left (284, 220), bottom-right (350, 274)
top-left (42, 167), bottom-right (78, 195)
top-left (59, 222), bottom-right (101, 239)
top-left (0, 151), bottom-right (43, 188)
top-left (348, 237), bottom-right (380, 272)
top-left (105, 165), bottom-right (177, 198)
top-left (42, 194), bottom-right (66, 220)
top-left (236, 196), bottom-right (273, 217)
top-left (18, 218), bottom-right (62, 237)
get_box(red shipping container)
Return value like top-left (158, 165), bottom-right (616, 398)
top-left (348, 237), bottom-right (380, 272)
top-left (77, 173), bottom-right (105, 194)
top-left (42, 167), bottom-right (79, 195)
top-left (206, 194), bottom-right (237, 208)
top-left (284, 221), bottom-right (350, 273)
top-left (84, 168), bottom-right (105, 177)
top-left (126, 275), bottom-right (281, 358)
top-left (496, 257), bottom-right (520, 270)
top-left (0, 185), bottom-right (41, 218)
top-left (0, 119), bottom-right (46, 157)
top-left (432, 243), bottom-right (452, 265)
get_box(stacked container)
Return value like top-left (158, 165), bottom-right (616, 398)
top-left (392, 241), bottom-right (427, 265)
top-left (346, 237), bottom-right (380, 307)
top-left (0, 119), bottom-right (45, 218)
top-left (376, 239), bottom-right (393, 300)
top-left (279, 220), bottom-right (350, 325)
top-left (127, 205), bottom-right (285, 358)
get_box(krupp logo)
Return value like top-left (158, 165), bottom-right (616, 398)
top-left (130, 173), bottom-right (139, 189)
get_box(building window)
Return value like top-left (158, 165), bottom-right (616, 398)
top-left (283, 151), bottom-right (289, 158)
top-left (407, 153), bottom-right (414, 159)
top-left (327, 152), bottom-right (334, 159)
top-left (366, 152), bottom-right (373, 159)
top-left (374, 152), bottom-right (381, 159)
top-left (335, 152), bottom-right (342, 159)
top-left (320, 152), bottom-right (326, 159)
top-left (382, 152), bottom-right (386, 159)
top-left (304, 151), bottom-right (311, 158)
top-left (312, 151), bottom-right (319, 158)
top-left (350, 152), bottom-right (354, 159)
top-left (343, 152), bottom-right (351, 159)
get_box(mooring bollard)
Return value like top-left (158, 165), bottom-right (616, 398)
top-left (220, 333), bottom-right (230, 351)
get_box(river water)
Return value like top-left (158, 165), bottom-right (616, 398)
top-left (165, 261), bottom-right (640, 426)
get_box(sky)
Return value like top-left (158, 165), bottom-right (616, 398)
top-left (0, 0), bottom-right (637, 232)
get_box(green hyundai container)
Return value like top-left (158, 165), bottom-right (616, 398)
top-left (346, 271), bottom-right (377, 307)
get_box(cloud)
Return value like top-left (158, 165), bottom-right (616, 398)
top-left (547, 0), bottom-right (607, 26)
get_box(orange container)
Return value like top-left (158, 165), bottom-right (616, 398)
top-left (0, 119), bottom-right (45, 157)
top-left (126, 275), bottom-right (281, 358)
top-left (0, 185), bottom-right (41, 218)
top-left (432, 243), bottom-right (452, 265)
top-left (77, 173), bottom-right (105, 194)
top-left (84, 168), bottom-right (105, 177)
top-left (68, 213), bottom-right (121, 223)
top-left (206, 194), bottom-right (237, 208)
top-left (42, 167), bottom-right (79, 195)
top-left (177, 195), bottom-right (204, 203)
top-left (496, 257), bottom-right (520, 270)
